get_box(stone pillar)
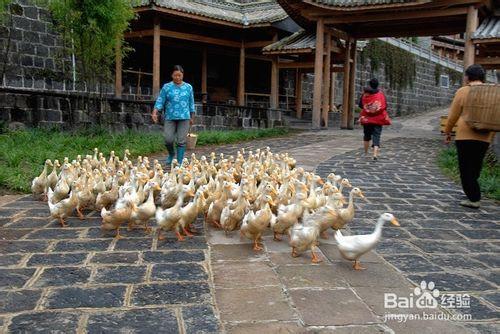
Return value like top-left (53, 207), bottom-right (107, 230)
top-left (312, 18), bottom-right (324, 129)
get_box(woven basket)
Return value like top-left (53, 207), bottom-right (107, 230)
top-left (462, 84), bottom-right (500, 132)
top-left (186, 132), bottom-right (198, 150)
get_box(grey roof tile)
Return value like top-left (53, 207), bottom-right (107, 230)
top-left (135, 0), bottom-right (288, 25)
top-left (473, 16), bottom-right (500, 40)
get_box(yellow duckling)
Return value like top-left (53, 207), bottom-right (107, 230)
top-left (48, 187), bottom-right (78, 227)
top-left (131, 181), bottom-right (161, 233)
top-left (331, 187), bottom-right (365, 230)
top-left (101, 201), bottom-right (138, 239)
top-left (52, 168), bottom-right (71, 202)
top-left (206, 181), bottom-right (232, 228)
top-left (272, 191), bottom-right (307, 241)
top-left (178, 188), bottom-right (206, 237)
top-left (335, 213), bottom-right (399, 270)
top-left (47, 159), bottom-right (60, 192)
top-left (240, 194), bottom-right (276, 251)
top-left (289, 214), bottom-right (326, 263)
top-left (220, 191), bottom-right (250, 235)
top-left (96, 176), bottom-right (119, 210)
top-left (32, 159), bottom-right (52, 199)
top-left (156, 185), bottom-right (194, 241)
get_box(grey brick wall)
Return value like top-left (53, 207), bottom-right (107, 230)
top-left (0, 0), bottom-right (71, 90)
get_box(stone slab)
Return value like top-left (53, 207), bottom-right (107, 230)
top-left (213, 261), bottom-right (280, 289)
top-left (216, 287), bottom-right (295, 322)
top-left (289, 289), bottom-right (379, 326)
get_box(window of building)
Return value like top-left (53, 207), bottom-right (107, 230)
top-left (440, 74), bottom-right (450, 88)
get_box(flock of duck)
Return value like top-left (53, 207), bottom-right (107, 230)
top-left (31, 147), bottom-right (399, 270)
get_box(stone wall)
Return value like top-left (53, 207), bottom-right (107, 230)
top-left (0, 0), bottom-right (72, 90)
top-left (0, 88), bottom-right (284, 132)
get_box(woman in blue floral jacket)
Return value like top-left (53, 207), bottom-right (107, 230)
top-left (152, 65), bottom-right (195, 165)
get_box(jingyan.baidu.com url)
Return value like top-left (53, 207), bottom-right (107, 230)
top-left (384, 312), bottom-right (472, 323)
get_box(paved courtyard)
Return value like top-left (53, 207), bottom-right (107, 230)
top-left (0, 110), bottom-right (498, 333)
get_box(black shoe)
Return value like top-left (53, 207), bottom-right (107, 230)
top-left (373, 156), bottom-right (378, 161)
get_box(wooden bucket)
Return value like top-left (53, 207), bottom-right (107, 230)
top-left (186, 132), bottom-right (198, 150)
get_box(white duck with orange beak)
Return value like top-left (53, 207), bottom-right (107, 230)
top-left (335, 212), bottom-right (399, 270)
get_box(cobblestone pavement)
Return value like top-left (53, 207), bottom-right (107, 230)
top-left (0, 198), bottom-right (218, 333)
top-left (1, 109), bottom-right (499, 333)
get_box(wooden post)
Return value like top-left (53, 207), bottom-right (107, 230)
top-left (312, 18), bottom-right (324, 129)
top-left (330, 72), bottom-right (336, 111)
top-left (115, 39), bottom-right (122, 98)
top-left (295, 68), bottom-right (302, 119)
top-left (341, 39), bottom-right (351, 129)
top-left (270, 56), bottom-right (279, 109)
top-left (152, 16), bottom-right (161, 97)
top-left (237, 40), bottom-right (245, 106)
top-left (348, 40), bottom-right (357, 129)
top-left (201, 48), bottom-right (207, 104)
top-left (322, 33), bottom-right (331, 128)
top-left (463, 5), bottom-right (478, 82)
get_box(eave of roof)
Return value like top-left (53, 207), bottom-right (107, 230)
top-left (472, 16), bottom-right (500, 42)
top-left (134, 0), bottom-right (289, 27)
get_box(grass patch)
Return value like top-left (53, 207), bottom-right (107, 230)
top-left (437, 146), bottom-right (500, 201)
top-left (0, 126), bottom-right (292, 193)
top-left (196, 127), bottom-right (291, 146)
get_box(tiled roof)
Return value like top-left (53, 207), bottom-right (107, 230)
top-left (473, 16), bottom-right (500, 41)
top-left (309, 0), bottom-right (426, 7)
top-left (263, 30), bottom-right (315, 53)
top-left (135, 0), bottom-right (288, 26)
top-left (263, 29), bottom-right (366, 53)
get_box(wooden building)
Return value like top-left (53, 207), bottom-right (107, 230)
top-left (275, 0), bottom-right (498, 128)
top-left (116, 0), bottom-right (300, 109)
top-left (472, 15), bottom-right (500, 69)
top-left (116, 0), bottom-right (498, 130)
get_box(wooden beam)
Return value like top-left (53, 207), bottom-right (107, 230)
top-left (237, 40), bottom-right (245, 106)
top-left (323, 7), bottom-right (468, 24)
top-left (115, 39), bottom-right (122, 98)
top-left (125, 29), bottom-right (241, 48)
top-left (464, 5), bottom-right (479, 80)
top-left (270, 56), bottom-right (279, 109)
top-left (322, 33), bottom-right (331, 128)
top-left (475, 56), bottom-right (500, 65)
top-left (347, 40), bottom-right (357, 130)
top-left (312, 18), bottom-right (324, 129)
top-left (152, 17), bottom-right (161, 97)
top-left (341, 39), bottom-right (351, 129)
top-left (473, 38), bottom-right (500, 44)
top-left (295, 69), bottom-right (303, 119)
top-left (201, 48), bottom-right (207, 104)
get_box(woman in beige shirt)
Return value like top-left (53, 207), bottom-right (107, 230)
top-left (444, 64), bottom-right (495, 209)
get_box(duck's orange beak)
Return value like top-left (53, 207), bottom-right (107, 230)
top-left (391, 218), bottom-right (400, 227)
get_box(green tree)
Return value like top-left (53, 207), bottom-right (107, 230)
top-left (48, 0), bottom-right (135, 91)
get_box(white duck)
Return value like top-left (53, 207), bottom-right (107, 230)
top-left (335, 213), bottom-right (399, 270)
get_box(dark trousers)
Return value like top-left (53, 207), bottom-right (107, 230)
top-left (456, 140), bottom-right (489, 202)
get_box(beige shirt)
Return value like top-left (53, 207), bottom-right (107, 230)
top-left (445, 82), bottom-right (495, 143)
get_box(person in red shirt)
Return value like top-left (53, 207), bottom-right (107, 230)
top-left (358, 78), bottom-right (391, 161)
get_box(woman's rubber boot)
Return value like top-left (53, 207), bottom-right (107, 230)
top-left (176, 146), bottom-right (186, 164)
top-left (165, 144), bottom-right (175, 165)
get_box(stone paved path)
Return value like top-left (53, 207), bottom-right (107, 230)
top-left (1, 109), bottom-right (499, 333)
